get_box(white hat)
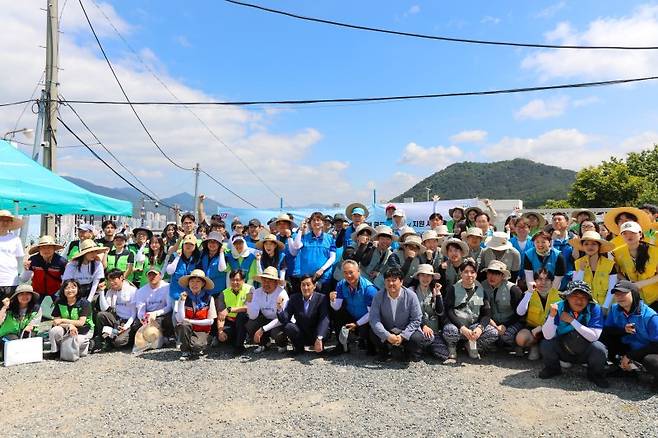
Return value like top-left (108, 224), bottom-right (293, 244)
top-left (421, 230), bottom-right (439, 243)
top-left (413, 263), bottom-right (439, 279)
top-left (485, 232), bottom-right (513, 251)
top-left (441, 237), bottom-right (469, 255)
top-left (392, 209), bottom-right (405, 218)
top-left (619, 221), bottom-right (643, 234)
top-left (397, 226), bottom-right (416, 242)
top-left (374, 225), bottom-right (394, 240)
top-left (433, 225), bottom-right (452, 236)
top-left (481, 260), bottom-right (511, 280)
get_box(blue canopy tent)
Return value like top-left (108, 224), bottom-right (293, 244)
top-left (0, 140), bottom-right (133, 216)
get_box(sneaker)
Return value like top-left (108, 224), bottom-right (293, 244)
top-left (538, 367), bottom-right (562, 379)
top-left (467, 346), bottom-right (480, 360)
top-left (89, 338), bottom-right (101, 354)
top-left (588, 373), bottom-right (610, 388)
top-left (198, 350), bottom-right (207, 357)
top-left (339, 326), bottom-right (350, 351)
top-left (254, 345), bottom-right (266, 354)
top-left (448, 345), bottom-right (457, 359)
top-left (528, 345), bottom-right (541, 361)
top-left (179, 352), bottom-right (191, 361)
top-left (559, 360), bottom-right (573, 369)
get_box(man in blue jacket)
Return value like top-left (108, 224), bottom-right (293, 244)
top-left (603, 280), bottom-right (658, 392)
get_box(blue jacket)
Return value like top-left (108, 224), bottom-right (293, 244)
top-left (198, 252), bottom-right (225, 296)
top-left (169, 254), bottom-right (199, 300)
top-left (510, 236), bottom-right (530, 270)
top-left (336, 276), bottom-right (378, 321)
top-left (525, 247), bottom-right (561, 276)
top-left (553, 300), bottom-right (603, 336)
top-left (605, 301), bottom-right (658, 351)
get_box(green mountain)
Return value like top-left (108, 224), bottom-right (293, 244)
top-left (392, 159), bottom-right (576, 208)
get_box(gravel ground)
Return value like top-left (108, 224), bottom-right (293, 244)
top-left (1, 343), bottom-right (657, 437)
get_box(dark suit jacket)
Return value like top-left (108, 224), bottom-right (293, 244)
top-left (277, 292), bottom-right (330, 338)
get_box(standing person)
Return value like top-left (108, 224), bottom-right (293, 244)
top-left (0, 210), bottom-right (24, 299)
top-left (474, 212), bottom-right (494, 240)
top-left (198, 231), bottom-right (225, 295)
top-left (244, 219), bottom-right (262, 249)
top-left (612, 221), bottom-right (658, 311)
top-left (386, 235), bottom-right (425, 287)
top-left (510, 217), bottom-right (532, 286)
top-left (428, 213), bottom-right (444, 230)
top-left (246, 267), bottom-right (289, 353)
top-left (130, 227), bottom-right (153, 287)
top-left (96, 220), bottom-right (117, 248)
top-left (135, 236), bottom-right (167, 287)
top-left (275, 213), bottom-right (299, 292)
top-left (165, 234), bottom-right (201, 300)
top-left (322, 215), bottom-right (333, 233)
top-left (383, 204), bottom-right (396, 227)
top-left (437, 238), bottom-right (469, 290)
top-left (104, 233), bottom-right (134, 283)
top-left (134, 269), bottom-right (174, 340)
top-left (0, 284), bottom-right (42, 349)
top-left (464, 228), bottom-right (485, 266)
top-left (332, 213), bottom-right (349, 249)
top-left (538, 281), bottom-right (609, 388)
top-left (442, 258), bottom-right (498, 360)
top-left (570, 209), bottom-right (597, 234)
top-left (480, 232), bottom-right (522, 283)
top-left (524, 230), bottom-right (565, 291)
top-left (515, 269), bottom-right (562, 360)
top-left (391, 209), bottom-right (407, 235)
top-left (290, 212), bottom-right (337, 294)
top-left (409, 264), bottom-right (449, 361)
top-left (344, 203), bottom-right (369, 245)
top-left (446, 207), bottom-right (464, 234)
top-left (551, 212), bottom-right (576, 290)
top-left (162, 223), bottom-right (179, 252)
top-left (48, 279), bottom-right (95, 359)
top-left (21, 236), bottom-right (67, 302)
top-left (481, 260), bottom-right (524, 350)
top-left (570, 231), bottom-right (617, 309)
top-left (277, 275), bottom-right (330, 355)
top-left (369, 268), bottom-right (428, 362)
top-left (65, 224), bottom-right (95, 260)
top-left (603, 206), bottom-right (652, 251)
top-left (360, 225), bottom-right (394, 290)
top-left (602, 281), bottom-right (658, 392)
top-left (94, 268), bottom-right (137, 351)
top-left (521, 212), bottom-right (546, 237)
top-left (220, 234), bottom-right (258, 285)
top-left (255, 234), bottom-right (286, 282)
top-left (215, 270), bottom-right (252, 354)
top-left (174, 270), bottom-right (217, 360)
top-left (329, 260), bottom-right (378, 355)
top-left (61, 239), bottom-right (108, 303)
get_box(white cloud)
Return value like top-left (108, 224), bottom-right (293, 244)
top-left (536, 1), bottom-right (566, 19)
top-left (174, 35), bottom-right (192, 48)
top-left (406, 5), bottom-right (421, 16)
top-left (515, 96), bottom-right (570, 120)
top-left (523, 5), bottom-right (658, 80)
top-left (398, 142), bottom-right (462, 169)
top-left (450, 130), bottom-right (488, 143)
top-left (572, 96), bottom-right (602, 108)
top-left (0, 2), bottom-right (367, 208)
top-left (619, 131), bottom-right (658, 151)
top-left (481, 16), bottom-right (501, 25)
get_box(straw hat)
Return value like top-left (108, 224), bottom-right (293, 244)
top-left (0, 210), bottom-right (23, 230)
top-left (345, 202), bottom-right (369, 219)
top-left (71, 239), bottom-right (109, 260)
top-left (413, 263), bottom-right (439, 279)
top-left (441, 237), bottom-right (469, 255)
top-left (603, 207), bottom-right (652, 235)
top-left (421, 230), bottom-right (439, 243)
top-left (481, 260), bottom-right (511, 280)
top-left (354, 223), bottom-right (375, 237)
top-left (522, 212), bottom-right (547, 228)
top-left (274, 213), bottom-right (297, 228)
top-left (178, 269), bottom-right (215, 290)
top-left (257, 266), bottom-right (280, 282)
top-left (28, 235), bottom-right (64, 255)
top-left (402, 235), bottom-right (425, 251)
top-left (571, 209), bottom-right (596, 222)
top-left (256, 233), bottom-right (285, 251)
top-left (373, 225), bottom-right (394, 240)
top-left (9, 283), bottom-right (40, 302)
top-left (134, 323), bottom-right (161, 349)
top-left (433, 225), bottom-right (453, 237)
top-left (569, 231), bottom-right (615, 254)
top-left (181, 234), bottom-right (198, 246)
top-left (485, 232), bottom-right (513, 251)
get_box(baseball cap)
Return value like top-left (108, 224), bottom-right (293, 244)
top-left (248, 218), bottom-right (261, 227)
top-left (619, 221), bottom-right (643, 234)
top-left (77, 223), bottom-right (95, 232)
top-left (612, 280), bottom-right (638, 294)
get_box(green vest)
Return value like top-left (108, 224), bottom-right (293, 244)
top-left (453, 281), bottom-right (485, 326)
top-left (58, 303), bottom-right (94, 332)
top-left (106, 248), bottom-right (133, 281)
top-left (67, 240), bottom-right (81, 261)
top-left (488, 281), bottom-right (516, 325)
top-left (0, 311), bottom-right (40, 337)
top-left (222, 284), bottom-right (251, 318)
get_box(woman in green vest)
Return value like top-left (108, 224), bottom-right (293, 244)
top-left (571, 231), bottom-right (617, 309)
top-left (136, 236), bottom-right (167, 286)
top-left (0, 284), bottom-right (42, 354)
top-left (47, 279), bottom-right (95, 359)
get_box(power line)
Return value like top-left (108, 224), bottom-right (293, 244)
top-left (0, 99), bottom-right (34, 108)
top-left (89, 0), bottom-right (281, 199)
top-left (52, 75), bottom-right (658, 106)
top-left (77, 0), bottom-right (193, 172)
top-left (57, 115), bottom-right (175, 210)
top-left (59, 96), bottom-right (164, 201)
top-left (226, 0), bottom-right (658, 50)
top-left (200, 169), bottom-right (258, 208)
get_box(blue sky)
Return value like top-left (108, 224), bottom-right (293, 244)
top-left (3, 1), bottom-right (658, 208)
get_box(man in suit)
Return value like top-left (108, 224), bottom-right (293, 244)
top-left (277, 275), bottom-right (330, 355)
top-left (369, 267), bottom-right (428, 362)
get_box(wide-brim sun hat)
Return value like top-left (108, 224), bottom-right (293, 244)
top-left (465, 227), bottom-right (485, 240)
top-left (9, 283), bottom-right (40, 302)
top-left (441, 237), bottom-right (469, 255)
top-left (0, 210), bottom-right (23, 230)
top-left (274, 213), bottom-right (298, 229)
top-left (402, 235), bottom-right (426, 252)
top-left (396, 226), bottom-right (416, 242)
top-left (354, 223), bottom-right (375, 237)
top-left (345, 202), bottom-right (369, 219)
top-left (28, 235), bottom-right (64, 255)
top-left (571, 209), bottom-right (596, 222)
top-left (485, 232), bottom-right (513, 251)
top-left (569, 231), bottom-right (615, 254)
top-left (421, 230), bottom-right (439, 242)
top-left (71, 239), bottom-right (109, 260)
top-left (433, 225), bottom-right (453, 237)
top-left (373, 225), bottom-right (394, 240)
top-left (257, 266), bottom-right (280, 282)
top-left (448, 206), bottom-right (465, 218)
top-left (603, 207), bottom-right (652, 235)
top-left (178, 269), bottom-right (215, 290)
top-left (413, 263), bottom-right (439, 279)
top-left (521, 212), bottom-right (547, 228)
top-left (481, 260), bottom-right (511, 280)
top-left (132, 227), bottom-right (153, 240)
top-left (256, 233), bottom-right (285, 251)
top-left (464, 206), bottom-right (483, 219)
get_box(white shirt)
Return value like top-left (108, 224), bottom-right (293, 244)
top-left (388, 291), bottom-right (401, 321)
top-left (134, 281), bottom-right (172, 320)
top-left (247, 286), bottom-right (289, 332)
top-left (100, 281), bottom-right (137, 323)
top-left (0, 233), bottom-right (24, 286)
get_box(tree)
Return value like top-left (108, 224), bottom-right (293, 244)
top-left (541, 199), bottom-right (571, 209)
top-left (568, 159), bottom-right (647, 207)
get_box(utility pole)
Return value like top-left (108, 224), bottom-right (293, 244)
top-left (425, 187), bottom-right (431, 202)
top-left (42, 0), bottom-right (59, 236)
top-left (193, 163), bottom-right (200, 219)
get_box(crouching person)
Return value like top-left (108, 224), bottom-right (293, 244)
top-left (539, 281), bottom-right (609, 388)
top-left (481, 260), bottom-right (524, 351)
top-left (216, 269), bottom-right (252, 354)
top-left (246, 267), bottom-right (289, 353)
top-left (93, 268), bottom-right (137, 352)
top-left (134, 268), bottom-right (174, 345)
top-left (369, 268), bottom-right (428, 362)
top-left (0, 285), bottom-right (42, 356)
top-left (48, 279), bottom-right (94, 359)
top-left (277, 275), bottom-right (330, 355)
top-left (175, 269), bottom-right (217, 360)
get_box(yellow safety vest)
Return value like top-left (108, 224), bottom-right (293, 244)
top-left (221, 284), bottom-right (251, 319)
top-left (526, 288), bottom-right (561, 328)
top-left (613, 244), bottom-right (658, 305)
top-left (574, 256), bottom-right (615, 305)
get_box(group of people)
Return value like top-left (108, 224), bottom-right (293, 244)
top-left (1, 200), bottom-right (658, 392)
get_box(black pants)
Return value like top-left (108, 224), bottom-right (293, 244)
top-left (284, 322), bottom-right (328, 353)
top-left (0, 285), bottom-right (17, 300)
top-left (135, 311), bottom-right (175, 338)
top-left (540, 338), bottom-right (607, 376)
top-left (95, 311), bottom-right (137, 348)
top-left (245, 313), bottom-right (287, 347)
top-left (601, 328), bottom-right (658, 380)
top-left (331, 306), bottom-right (374, 349)
top-left (368, 328), bottom-right (429, 361)
top-left (219, 313), bottom-right (248, 351)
